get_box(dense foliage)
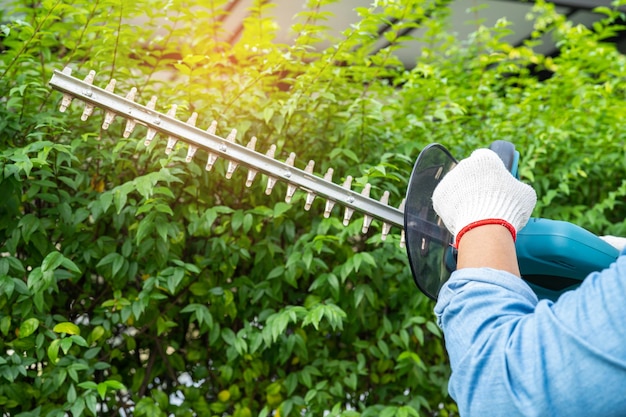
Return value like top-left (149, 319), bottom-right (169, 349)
top-left (0, 0), bottom-right (625, 416)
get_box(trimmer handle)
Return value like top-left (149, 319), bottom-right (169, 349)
top-left (489, 140), bottom-right (520, 178)
top-left (405, 140), bottom-right (620, 301)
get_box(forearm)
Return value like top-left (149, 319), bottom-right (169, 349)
top-left (456, 224), bottom-right (521, 276)
top-left (436, 247), bottom-right (626, 417)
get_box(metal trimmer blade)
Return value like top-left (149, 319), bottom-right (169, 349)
top-left (48, 67), bottom-right (405, 241)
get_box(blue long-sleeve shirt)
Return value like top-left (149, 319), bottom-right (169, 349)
top-left (434, 252), bottom-right (626, 417)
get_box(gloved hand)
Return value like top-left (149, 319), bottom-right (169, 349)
top-left (599, 235), bottom-right (626, 252)
top-left (432, 148), bottom-right (537, 247)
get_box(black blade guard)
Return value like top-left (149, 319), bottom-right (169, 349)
top-left (404, 144), bottom-right (457, 300)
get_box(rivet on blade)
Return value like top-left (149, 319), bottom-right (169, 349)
top-left (264, 145), bottom-right (278, 195)
top-left (342, 175), bottom-right (354, 226)
top-left (164, 104), bottom-right (178, 155)
top-left (360, 184), bottom-right (373, 233)
top-left (284, 152), bottom-right (297, 203)
top-left (323, 168), bottom-right (335, 218)
top-left (224, 129), bottom-right (239, 179)
top-left (303, 160), bottom-right (316, 210)
top-left (205, 121), bottom-right (219, 171)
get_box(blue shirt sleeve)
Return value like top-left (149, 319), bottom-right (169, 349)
top-left (434, 253), bottom-right (626, 417)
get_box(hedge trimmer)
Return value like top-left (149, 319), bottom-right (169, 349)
top-left (48, 67), bottom-right (620, 301)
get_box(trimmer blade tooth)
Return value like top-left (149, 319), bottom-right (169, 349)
top-left (225, 129), bottom-right (238, 179)
top-left (164, 104), bottom-right (178, 154)
top-left (265, 145), bottom-right (276, 159)
top-left (246, 169), bottom-right (258, 187)
top-left (380, 191), bottom-right (391, 240)
top-left (102, 111), bottom-right (116, 130)
top-left (266, 176), bottom-right (278, 195)
top-left (381, 224), bottom-right (391, 240)
top-left (104, 82), bottom-right (135, 130)
top-left (244, 137), bottom-right (258, 187)
top-left (205, 121), bottom-right (219, 170)
top-left (304, 160), bottom-right (315, 174)
top-left (205, 153), bottom-right (218, 171)
top-left (59, 68), bottom-right (75, 112)
top-left (207, 120), bottom-right (217, 135)
top-left (225, 128), bottom-right (237, 142)
top-left (144, 96), bottom-right (158, 146)
top-left (303, 160), bottom-right (316, 210)
top-left (126, 87), bottom-right (137, 101)
top-left (343, 207), bottom-right (354, 226)
top-left (59, 94), bottom-right (73, 112)
top-left (285, 184), bottom-right (297, 202)
top-left (122, 87), bottom-right (138, 137)
top-left (80, 71), bottom-right (99, 121)
top-left (341, 175), bottom-right (353, 225)
top-left (186, 145), bottom-right (198, 162)
top-left (81, 104), bottom-right (95, 121)
top-left (323, 168), bottom-right (335, 217)
top-left (246, 136), bottom-right (257, 150)
top-left (182, 113), bottom-right (199, 161)
top-left (284, 152), bottom-right (297, 202)
top-left (361, 184), bottom-right (372, 233)
top-left (84, 70), bottom-right (96, 84)
top-left (123, 119), bottom-right (136, 137)
top-left (105, 79), bottom-right (116, 92)
top-left (264, 145), bottom-right (278, 194)
top-left (225, 164), bottom-right (237, 179)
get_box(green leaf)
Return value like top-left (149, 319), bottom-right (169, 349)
top-left (105, 379), bottom-right (126, 390)
top-left (19, 214), bottom-right (40, 244)
top-left (273, 202), bottom-right (291, 218)
top-left (426, 321), bottom-right (442, 338)
top-left (85, 394), bottom-right (98, 414)
top-left (97, 382), bottom-right (108, 400)
top-left (156, 316), bottom-right (177, 335)
top-left (88, 326), bottom-right (105, 344)
top-left (47, 339), bottom-right (61, 364)
top-left (67, 383), bottom-right (77, 403)
top-left (232, 210), bottom-right (244, 232)
top-left (41, 251), bottom-right (64, 272)
top-left (0, 316), bottom-right (11, 336)
top-left (19, 318), bottom-right (39, 338)
top-left (53, 322), bottom-right (80, 335)
top-left (60, 337), bottom-right (73, 354)
top-left (78, 381), bottom-right (98, 390)
top-left (113, 187), bottom-right (129, 214)
top-left (70, 397), bottom-right (85, 417)
top-left (61, 257), bottom-right (81, 274)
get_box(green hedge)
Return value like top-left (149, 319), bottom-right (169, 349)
top-left (0, 0), bottom-right (624, 416)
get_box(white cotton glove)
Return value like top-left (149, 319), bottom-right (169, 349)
top-left (432, 148), bottom-right (537, 247)
top-left (599, 235), bottom-right (626, 252)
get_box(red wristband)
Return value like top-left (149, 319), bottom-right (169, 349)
top-left (454, 218), bottom-right (516, 248)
